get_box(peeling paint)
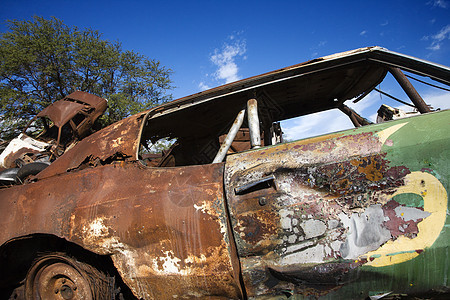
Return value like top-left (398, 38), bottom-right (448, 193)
top-left (0, 47), bottom-right (449, 299)
top-left (0, 162), bottom-right (243, 299)
top-left (300, 219), bottom-right (327, 239)
top-left (366, 171), bottom-right (448, 267)
top-left (152, 250), bottom-right (184, 275)
top-left (339, 205), bottom-right (391, 259)
top-left (225, 114), bottom-right (450, 297)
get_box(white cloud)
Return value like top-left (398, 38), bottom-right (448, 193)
top-left (282, 109), bottom-right (353, 141)
top-left (428, 0), bottom-right (448, 8)
top-left (198, 82), bottom-right (210, 91)
top-left (380, 21), bottom-right (389, 26)
top-left (423, 90), bottom-right (450, 110)
top-left (210, 39), bottom-right (246, 84)
top-left (281, 93), bottom-right (376, 141)
top-left (360, 30), bottom-right (367, 36)
top-left (426, 24), bottom-right (450, 50)
top-left (347, 92), bottom-right (379, 114)
top-left (309, 41), bottom-right (327, 58)
top-left (428, 43), bottom-right (441, 51)
top-left (433, 24), bottom-right (450, 40)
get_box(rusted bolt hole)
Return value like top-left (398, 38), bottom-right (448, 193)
top-left (60, 284), bottom-right (74, 299)
top-left (259, 197), bottom-right (267, 206)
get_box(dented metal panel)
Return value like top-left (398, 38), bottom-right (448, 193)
top-left (37, 91), bottom-right (108, 128)
top-left (0, 162), bottom-right (243, 299)
top-left (224, 110), bottom-right (450, 298)
top-left (0, 134), bottom-right (49, 168)
top-left (36, 112), bottom-right (146, 179)
top-left (0, 91), bottom-right (108, 171)
top-left (37, 101), bottom-right (85, 128)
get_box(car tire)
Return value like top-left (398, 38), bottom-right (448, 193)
top-left (24, 253), bottom-right (115, 300)
top-left (15, 162), bottom-right (49, 184)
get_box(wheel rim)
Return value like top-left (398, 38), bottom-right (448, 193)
top-left (25, 256), bottom-right (93, 300)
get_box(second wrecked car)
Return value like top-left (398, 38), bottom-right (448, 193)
top-left (0, 91), bottom-right (107, 184)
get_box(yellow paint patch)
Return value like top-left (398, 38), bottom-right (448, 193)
top-left (365, 172), bottom-right (447, 267)
top-left (376, 122), bottom-right (408, 145)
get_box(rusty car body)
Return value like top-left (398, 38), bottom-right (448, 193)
top-left (0, 46), bottom-right (449, 299)
top-left (0, 91), bottom-right (107, 184)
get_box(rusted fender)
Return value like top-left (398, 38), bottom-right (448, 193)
top-left (0, 162), bottom-right (243, 299)
top-left (224, 110), bottom-right (450, 298)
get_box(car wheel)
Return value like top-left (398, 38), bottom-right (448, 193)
top-left (15, 162), bottom-right (49, 184)
top-left (24, 254), bottom-right (114, 300)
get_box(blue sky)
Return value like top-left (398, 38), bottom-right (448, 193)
top-left (1, 0), bottom-right (449, 140)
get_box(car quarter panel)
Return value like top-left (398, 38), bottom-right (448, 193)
top-left (0, 162), bottom-right (243, 299)
top-left (224, 110), bottom-right (449, 298)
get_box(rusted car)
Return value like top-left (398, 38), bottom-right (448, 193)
top-left (0, 91), bottom-right (107, 184)
top-left (0, 47), bottom-right (449, 299)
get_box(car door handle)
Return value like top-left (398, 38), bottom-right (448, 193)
top-left (235, 175), bottom-right (276, 195)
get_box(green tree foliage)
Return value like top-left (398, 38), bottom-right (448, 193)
top-left (0, 16), bottom-right (173, 139)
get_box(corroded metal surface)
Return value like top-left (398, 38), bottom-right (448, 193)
top-left (0, 47), bottom-right (449, 299)
top-left (224, 110), bottom-right (450, 298)
top-left (37, 91), bottom-right (107, 130)
top-left (0, 162), bottom-right (242, 299)
top-left (0, 91), bottom-right (107, 170)
top-left (36, 112), bottom-right (146, 179)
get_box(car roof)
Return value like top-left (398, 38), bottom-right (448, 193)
top-left (37, 91), bottom-right (107, 128)
top-left (141, 46), bottom-right (450, 142)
